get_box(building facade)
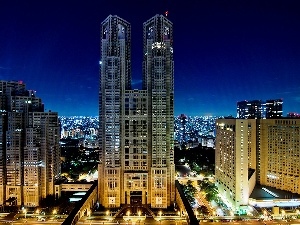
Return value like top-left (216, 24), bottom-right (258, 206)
top-left (258, 119), bottom-right (300, 194)
top-left (237, 99), bottom-right (283, 119)
top-left (215, 119), bottom-right (257, 211)
top-left (215, 118), bottom-right (300, 212)
top-left (99, 14), bottom-right (175, 208)
top-left (0, 80), bottom-right (60, 207)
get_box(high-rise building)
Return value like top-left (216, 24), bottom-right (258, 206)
top-left (237, 100), bottom-right (265, 119)
top-left (99, 14), bottom-right (175, 209)
top-left (215, 119), bottom-right (257, 210)
top-left (237, 99), bottom-right (283, 119)
top-left (0, 80), bottom-right (60, 207)
top-left (258, 119), bottom-right (300, 193)
top-left (215, 118), bottom-right (300, 212)
top-left (265, 99), bottom-right (283, 118)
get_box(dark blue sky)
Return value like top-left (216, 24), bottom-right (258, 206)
top-left (1, 0), bottom-right (300, 116)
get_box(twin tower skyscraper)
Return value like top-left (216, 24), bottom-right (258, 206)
top-left (98, 14), bottom-right (175, 208)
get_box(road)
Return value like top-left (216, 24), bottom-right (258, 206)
top-left (201, 220), bottom-right (300, 225)
top-left (0, 217), bottom-right (65, 225)
top-left (2, 217), bottom-right (300, 225)
top-left (78, 217), bottom-right (188, 225)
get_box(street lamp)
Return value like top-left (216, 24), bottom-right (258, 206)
top-left (263, 209), bottom-right (268, 220)
top-left (126, 210), bottom-right (130, 223)
top-left (138, 210), bottom-right (141, 224)
top-left (213, 211), bottom-right (216, 222)
top-left (281, 209), bottom-right (285, 219)
top-left (159, 211), bottom-right (162, 224)
top-left (23, 209), bottom-right (27, 219)
top-left (53, 209), bottom-right (57, 218)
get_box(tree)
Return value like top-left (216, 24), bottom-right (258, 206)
top-left (181, 181), bottom-right (197, 205)
top-left (198, 179), bottom-right (218, 202)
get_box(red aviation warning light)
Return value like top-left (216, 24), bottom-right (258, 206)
top-left (165, 11), bottom-right (169, 17)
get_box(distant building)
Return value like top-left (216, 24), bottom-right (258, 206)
top-left (176, 114), bottom-right (189, 145)
top-left (99, 15), bottom-right (175, 208)
top-left (0, 80), bottom-right (60, 207)
top-left (287, 112), bottom-right (300, 118)
top-left (237, 99), bottom-right (283, 119)
top-left (200, 135), bottom-right (215, 148)
top-left (237, 100), bottom-right (265, 119)
top-left (265, 99), bottom-right (283, 118)
top-left (215, 118), bottom-right (300, 212)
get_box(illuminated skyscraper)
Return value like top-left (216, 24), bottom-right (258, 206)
top-left (237, 99), bottom-right (283, 119)
top-left (0, 81), bottom-right (60, 207)
top-left (237, 100), bottom-right (265, 119)
top-left (265, 99), bottom-right (283, 118)
top-left (99, 14), bottom-right (175, 208)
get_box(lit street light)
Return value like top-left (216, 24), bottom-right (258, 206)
top-left (159, 211), bottom-right (162, 224)
top-left (138, 210), bottom-right (141, 224)
top-left (126, 210), bottom-right (130, 222)
top-left (53, 208), bottom-right (57, 218)
top-left (281, 209), bottom-right (285, 219)
top-left (23, 209), bottom-right (27, 219)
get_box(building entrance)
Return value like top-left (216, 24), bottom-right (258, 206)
top-left (130, 191), bottom-right (142, 205)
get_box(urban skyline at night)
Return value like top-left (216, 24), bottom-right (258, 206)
top-left (1, 1), bottom-right (300, 220)
top-left (1, 0), bottom-right (300, 117)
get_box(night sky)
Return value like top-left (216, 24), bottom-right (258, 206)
top-left (1, 0), bottom-right (300, 117)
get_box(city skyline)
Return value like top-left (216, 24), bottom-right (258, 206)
top-left (1, 0), bottom-right (300, 116)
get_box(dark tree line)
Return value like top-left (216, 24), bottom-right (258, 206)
top-left (174, 144), bottom-right (215, 176)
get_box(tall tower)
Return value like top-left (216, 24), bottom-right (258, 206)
top-left (0, 80), bottom-right (60, 207)
top-left (99, 15), bottom-right (131, 208)
top-left (143, 14), bottom-right (175, 208)
top-left (99, 14), bottom-right (175, 209)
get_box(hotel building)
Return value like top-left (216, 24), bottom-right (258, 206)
top-left (215, 118), bottom-right (300, 212)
